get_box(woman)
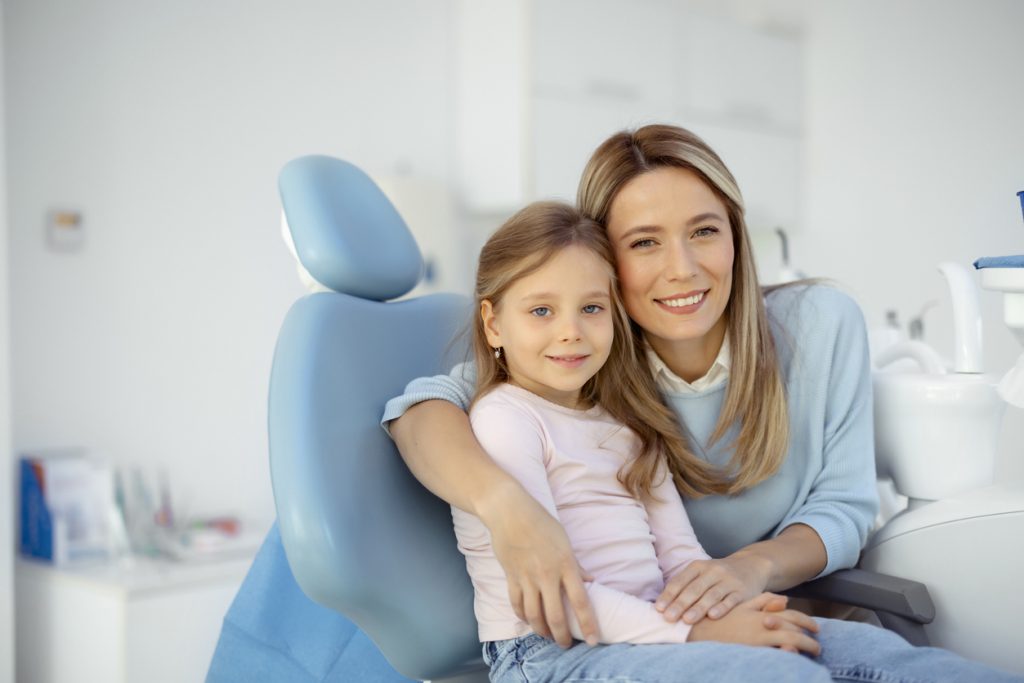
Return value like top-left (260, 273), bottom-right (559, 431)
top-left (382, 125), bottom-right (1024, 679)
top-left (384, 125), bottom-right (1016, 680)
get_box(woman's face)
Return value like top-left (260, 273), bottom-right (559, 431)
top-left (606, 166), bottom-right (735, 354)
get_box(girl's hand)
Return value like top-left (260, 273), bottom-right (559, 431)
top-left (656, 555), bottom-right (772, 624)
top-left (485, 483), bottom-right (599, 648)
top-left (747, 592), bottom-right (816, 654)
top-left (688, 593), bottom-right (820, 655)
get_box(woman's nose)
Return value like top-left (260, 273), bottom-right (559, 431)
top-left (666, 241), bottom-right (698, 281)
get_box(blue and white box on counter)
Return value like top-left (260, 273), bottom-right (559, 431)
top-left (20, 450), bottom-right (116, 565)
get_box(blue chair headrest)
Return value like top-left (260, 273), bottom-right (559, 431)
top-left (279, 155), bottom-right (423, 301)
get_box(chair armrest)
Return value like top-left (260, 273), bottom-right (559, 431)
top-left (783, 567), bottom-right (935, 624)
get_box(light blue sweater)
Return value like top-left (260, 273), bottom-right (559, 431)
top-left (382, 284), bottom-right (879, 577)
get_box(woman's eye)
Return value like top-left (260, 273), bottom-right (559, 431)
top-left (630, 238), bottom-right (656, 249)
top-left (694, 226), bottom-right (719, 238)
top-left (530, 307), bottom-right (551, 317)
top-left (582, 304), bottom-right (604, 314)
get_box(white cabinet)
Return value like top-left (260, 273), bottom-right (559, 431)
top-left (15, 555), bottom-right (250, 683)
top-left (530, 0), bottom-right (680, 105)
top-left (528, 0), bottom-right (681, 203)
top-left (679, 15), bottom-right (802, 133)
top-left (453, 0), bottom-right (530, 212)
top-left (453, 1), bottom-right (805, 236)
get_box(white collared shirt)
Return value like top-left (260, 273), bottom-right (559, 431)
top-left (645, 335), bottom-right (731, 394)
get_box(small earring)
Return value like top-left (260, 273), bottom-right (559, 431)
top-left (494, 347), bottom-right (502, 359)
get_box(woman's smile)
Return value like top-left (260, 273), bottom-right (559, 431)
top-left (655, 289), bottom-right (708, 313)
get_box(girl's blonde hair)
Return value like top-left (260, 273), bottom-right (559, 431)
top-left (473, 201), bottom-right (694, 501)
top-left (577, 124), bottom-right (789, 497)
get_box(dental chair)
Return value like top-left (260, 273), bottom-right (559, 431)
top-left (206, 156), bottom-right (936, 683)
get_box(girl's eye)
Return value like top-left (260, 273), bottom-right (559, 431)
top-left (630, 238), bottom-right (656, 249)
top-left (582, 304), bottom-right (604, 314)
top-left (694, 226), bottom-right (720, 238)
top-left (530, 307), bottom-right (551, 317)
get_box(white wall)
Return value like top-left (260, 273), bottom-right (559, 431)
top-left (5, 0), bottom-right (456, 521)
top-left (8, 0), bottom-right (1021, 544)
top-left (1, 2), bottom-right (14, 677)
top-left (802, 0), bottom-right (1024, 479)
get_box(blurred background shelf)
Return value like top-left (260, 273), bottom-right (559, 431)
top-left (15, 553), bottom-right (253, 683)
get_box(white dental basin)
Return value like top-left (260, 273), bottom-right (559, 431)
top-left (872, 262), bottom-right (1007, 501)
top-left (873, 371), bottom-right (1005, 500)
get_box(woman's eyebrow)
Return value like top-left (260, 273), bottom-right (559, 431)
top-left (618, 225), bottom-right (661, 240)
top-left (687, 211), bottom-right (727, 226)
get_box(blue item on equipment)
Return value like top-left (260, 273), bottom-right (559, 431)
top-left (278, 155), bottom-right (424, 300)
top-left (975, 256), bottom-right (1024, 269)
top-left (207, 156), bottom-right (479, 682)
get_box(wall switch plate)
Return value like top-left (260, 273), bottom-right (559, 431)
top-left (47, 209), bottom-right (84, 252)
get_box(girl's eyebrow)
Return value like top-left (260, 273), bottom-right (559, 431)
top-left (521, 290), bottom-right (611, 302)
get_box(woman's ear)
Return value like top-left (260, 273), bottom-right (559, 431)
top-left (481, 299), bottom-right (502, 349)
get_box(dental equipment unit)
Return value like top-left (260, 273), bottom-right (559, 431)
top-left (863, 191), bottom-right (1024, 674)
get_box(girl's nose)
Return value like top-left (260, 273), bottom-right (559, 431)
top-left (560, 316), bottom-right (583, 342)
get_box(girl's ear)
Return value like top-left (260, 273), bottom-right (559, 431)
top-left (481, 299), bottom-right (502, 349)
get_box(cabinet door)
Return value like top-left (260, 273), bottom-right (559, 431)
top-left (455, 0), bottom-right (529, 211)
top-left (530, 96), bottom-right (678, 202)
top-left (126, 580), bottom-right (241, 683)
top-left (679, 14), bottom-right (802, 132)
top-left (531, 0), bottom-right (681, 104)
top-left (16, 567), bottom-right (125, 683)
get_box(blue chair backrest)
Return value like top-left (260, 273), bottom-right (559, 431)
top-left (269, 156), bottom-right (481, 680)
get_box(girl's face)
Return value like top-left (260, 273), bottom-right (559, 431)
top-left (481, 245), bottom-right (614, 409)
top-left (605, 166), bottom-right (735, 360)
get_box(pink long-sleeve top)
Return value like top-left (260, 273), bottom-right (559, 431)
top-left (452, 383), bottom-right (710, 645)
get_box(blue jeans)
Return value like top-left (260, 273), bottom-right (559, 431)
top-left (483, 618), bottom-right (1022, 683)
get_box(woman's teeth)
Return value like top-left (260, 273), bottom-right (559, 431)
top-left (661, 292), bottom-right (705, 307)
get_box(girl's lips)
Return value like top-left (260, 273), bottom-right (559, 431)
top-left (547, 354), bottom-right (589, 368)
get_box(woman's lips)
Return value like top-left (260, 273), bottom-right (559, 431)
top-left (655, 289), bottom-right (708, 315)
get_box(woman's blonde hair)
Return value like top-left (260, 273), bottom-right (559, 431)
top-left (577, 124), bottom-right (789, 497)
top-left (473, 201), bottom-right (697, 501)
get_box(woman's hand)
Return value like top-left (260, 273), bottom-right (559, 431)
top-left (483, 482), bottom-right (599, 648)
top-left (688, 593), bottom-right (820, 655)
top-left (658, 525), bottom-right (828, 624)
top-left (656, 555), bottom-right (772, 624)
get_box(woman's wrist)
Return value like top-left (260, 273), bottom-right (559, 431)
top-left (473, 474), bottom-right (529, 528)
top-left (730, 524), bottom-right (827, 591)
top-left (727, 548), bottom-right (775, 592)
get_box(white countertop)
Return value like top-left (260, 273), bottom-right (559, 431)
top-left (17, 551), bottom-right (255, 597)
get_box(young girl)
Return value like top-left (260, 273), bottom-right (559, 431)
top-left (453, 201), bottom-right (826, 682)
